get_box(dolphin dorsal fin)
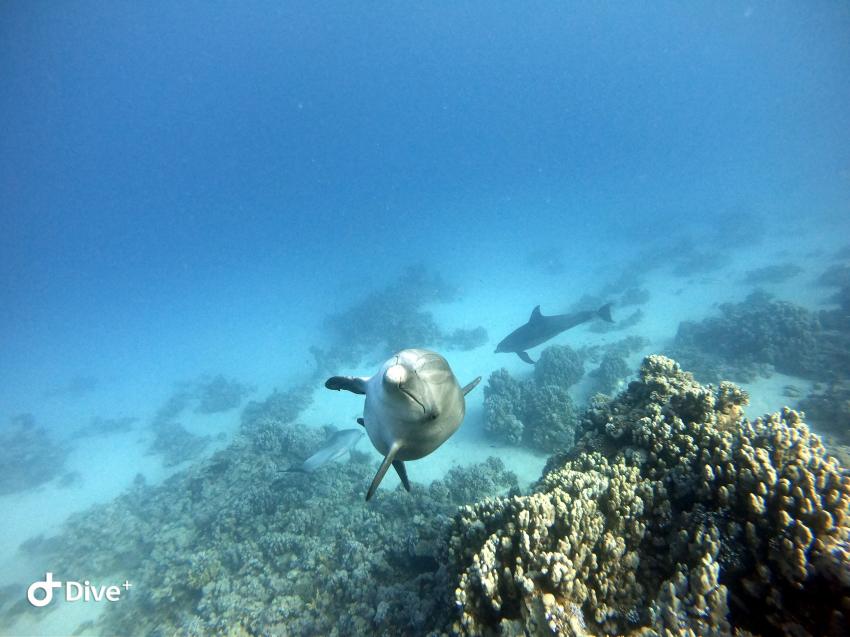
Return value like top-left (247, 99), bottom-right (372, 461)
top-left (529, 305), bottom-right (542, 323)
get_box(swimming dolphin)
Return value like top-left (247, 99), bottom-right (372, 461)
top-left (287, 428), bottom-right (364, 473)
top-left (325, 348), bottom-right (481, 500)
top-left (495, 303), bottom-right (614, 364)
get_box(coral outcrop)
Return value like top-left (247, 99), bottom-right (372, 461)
top-left (483, 345), bottom-right (582, 451)
top-left (448, 356), bottom-right (850, 636)
top-left (668, 290), bottom-right (822, 383)
top-left (588, 352), bottom-right (631, 396)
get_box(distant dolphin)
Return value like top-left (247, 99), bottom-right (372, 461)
top-left (287, 428), bottom-right (364, 473)
top-left (325, 349), bottom-right (481, 500)
top-left (495, 303), bottom-right (614, 364)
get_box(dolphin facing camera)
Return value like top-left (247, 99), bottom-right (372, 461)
top-left (27, 572), bottom-right (131, 607)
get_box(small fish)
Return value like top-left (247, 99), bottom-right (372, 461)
top-left (287, 428), bottom-right (364, 473)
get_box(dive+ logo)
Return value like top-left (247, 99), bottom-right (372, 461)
top-left (27, 572), bottom-right (132, 607)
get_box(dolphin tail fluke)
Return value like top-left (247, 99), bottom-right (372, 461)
top-left (366, 442), bottom-right (402, 501)
top-left (461, 376), bottom-right (482, 396)
top-left (393, 459), bottom-right (411, 492)
top-left (517, 351), bottom-right (536, 365)
top-left (598, 303), bottom-right (614, 323)
top-left (325, 376), bottom-right (368, 394)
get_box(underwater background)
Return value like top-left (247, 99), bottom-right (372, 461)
top-left (2, 2), bottom-right (850, 635)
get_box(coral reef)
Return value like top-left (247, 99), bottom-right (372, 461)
top-left (817, 263), bottom-right (850, 289)
top-left (577, 335), bottom-right (649, 365)
top-left (589, 308), bottom-right (643, 333)
top-left (23, 388), bottom-right (517, 637)
top-left (588, 352), bottom-right (631, 395)
top-left (43, 375), bottom-right (98, 398)
top-left (194, 375), bottom-right (255, 414)
top-left (534, 345), bottom-right (584, 389)
top-left (668, 290), bottom-right (823, 383)
top-left (483, 345), bottom-right (582, 451)
top-left (799, 380), bottom-right (850, 446)
top-left (311, 265), bottom-right (487, 373)
top-left (618, 286), bottom-right (651, 307)
top-left (73, 415), bottom-right (137, 439)
top-left (0, 414), bottom-right (69, 495)
top-left (145, 375), bottom-right (257, 466)
top-left (448, 356), bottom-right (850, 636)
top-left (442, 326), bottom-right (489, 351)
top-left (671, 248), bottom-right (725, 277)
top-left (671, 287), bottom-right (850, 385)
top-left (743, 263), bottom-right (803, 285)
top-left (146, 422), bottom-right (211, 468)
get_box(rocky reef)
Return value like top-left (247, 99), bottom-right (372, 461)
top-left (448, 356), bottom-right (850, 636)
top-left (483, 345), bottom-right (583, 450)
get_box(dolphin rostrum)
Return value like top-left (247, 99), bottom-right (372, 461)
top-left (287, 428), bottom-right (364, 473)
top-left (325, 348), bottom-right (481, 500)
top-left (495, 303), bottom-right (613, 364)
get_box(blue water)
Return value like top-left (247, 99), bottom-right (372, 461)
top-left (2, 2), bottom-right (850, 634)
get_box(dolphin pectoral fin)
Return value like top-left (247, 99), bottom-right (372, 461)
top-left (461, 376), bottom-right (482, 396)
top-left (366, 442), bottom-right (402, 501)
top-left (325, 376), bottom-right (368, 394)
top-left (393, 460), bottom-right (411, 492)
top-left (517, 351), bottom-right (536, 365)
top-left (356, 417), bottom-right (365, 427)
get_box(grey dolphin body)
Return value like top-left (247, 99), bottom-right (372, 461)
top-left (325, 348), bottom-right (481, 500)
top-left (496, 303), bottom-right (613, 364)
top-left (288, 428), bottom-right (364, 473)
